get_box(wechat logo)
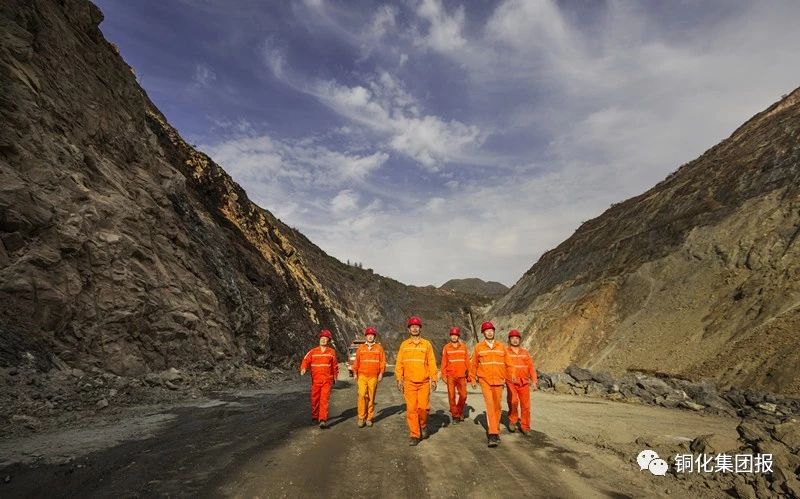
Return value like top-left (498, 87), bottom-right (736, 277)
top-left (637, 449), bottom-right (668, 476)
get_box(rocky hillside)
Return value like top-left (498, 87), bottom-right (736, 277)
top-left (0, 0), bottom-right (479, 377)
top-left (490, 88), bottom-right (800, 395)
top-left (440, 278), bottom-right (509, 299)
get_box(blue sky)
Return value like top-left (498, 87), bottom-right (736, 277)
top-left (96, 0), bottom-right (800, 286)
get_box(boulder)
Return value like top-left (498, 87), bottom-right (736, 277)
top-left (159, 367), bottom-right (182, 382)
top-left (680, 400), bottom-right (705, 411)
top-left (636, 377), bottom-right (673, 397)
top-left (756, 402), bottom-right (777, 414)
top-left (737, 421), bottom-right (772, 445)
top-left (585, 382), bottom-right (606, 397)
top-left (590, 371), bottom-right (614, 385)
top-left (550, 372), bottom-right (577, 392)
top-left (689, 433), bottom-right (740, 454)
top-left (565, 364), bottom-right (593, 382)
top-left (772, 420), bottom-right (800, 452)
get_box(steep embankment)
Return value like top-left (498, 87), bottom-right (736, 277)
top-left (490, 89), bottom-right (800, 395)
top-left (0, 0), bottom-right (479, 377)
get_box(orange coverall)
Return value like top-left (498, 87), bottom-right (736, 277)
top-left (440, 342), bottom-right (469, 420)
top-left (353, 342), bottom-right (386, 422)
top-left (300, 346), bottom-right (338, 421)
top-left (396, 337), bottom-right (437, 438)
top-left (470, 340), bottom-right (508, 436)
top-left (505, 346), bottom-right (537, 431)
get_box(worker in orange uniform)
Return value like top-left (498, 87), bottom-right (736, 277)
top-left (353, 326), bottom-right (386, 428)
top-left (505, 329), bottom-right (538, 436)
top-left (440, 326), bottom-right (469, 423)
top-left (396, 316), bottom-right (438, 446)
top-left (470, 321), bottom-right (508, 447)
top-left (300, 329), bottom-right (339, 429)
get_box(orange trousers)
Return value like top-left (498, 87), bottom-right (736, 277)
top-left (506, 382), bottom-right (531, 430)
top-left (403, 380), bottom-right (430, 438)
top-left (479, 379), bottom-right (504, 435)
top-left (445, 376), bottom-right (467, 419)
top-left (357, 375), bottom-right (379, 421)
top-left (310, 379), bottom-right (333, 421)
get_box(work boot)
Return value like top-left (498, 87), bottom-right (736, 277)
top-left (508, 422), bottom-right (517, 433)
top-left (452, 416), bottom-right (460, 424)
top-left (488, 435), bottom-right (498, 448)
top-left (409, 437), bottom-right (420, 446)
top-left (311, 418), bottom-right (317, 426)
top-left (357, 419), bottom-right (366, 428)
top-left (319, 420), bottom-right (328, 429)
top-left (365, 420), bottom-right (373, 427)
top-left (519, 427), bottom-right (530, 436)
top-left (420, 426), bottom-right (429, 439)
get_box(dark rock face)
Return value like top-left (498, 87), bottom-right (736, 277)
top-left (490, 85), bottom-right (800, 395)
top-left (0, 0), bottom-right (480, 376)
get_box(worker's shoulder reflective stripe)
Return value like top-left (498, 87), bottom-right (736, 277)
top-left (402, 358), bottom-right (425, 363)
top-left (447, 358), bottom-right (465, 362)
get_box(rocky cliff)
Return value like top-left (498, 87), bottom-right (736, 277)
top-left (490, 88), bottom-right (800, 395)
top-left (0, 0), bottom-right (479, 377)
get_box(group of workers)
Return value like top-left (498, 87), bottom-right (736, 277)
top-left (300, 316), bottom-right (538, 447)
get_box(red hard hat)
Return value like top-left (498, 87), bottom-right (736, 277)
top-left (365, 326), bottom-right (377, 336)
top-left (508, 329), bottom-right (521, 338)
top-left (407, 316), bottom-right (422, 327)
top-left (449, 327), bottom-right (461, 336)
top-left (480, 321), bottom-right (495, 332)
top-left (319, 329), bottom-right (332, 339)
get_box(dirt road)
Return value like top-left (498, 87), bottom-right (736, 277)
top-left (0, 366), bottom-right (740, 498)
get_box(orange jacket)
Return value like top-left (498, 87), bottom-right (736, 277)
top-left (441, 342), bottom-right (469, 379)
top-left (300, 346), bottom-right (338, 381)
top-left (470, 340), bottom-right (508, 386)
top-left (396, 337), bottom-right (437, 383)
top-left (353, 342), bottom-right (386, 377)
top-left (505, 346), bottom-right (537, 386)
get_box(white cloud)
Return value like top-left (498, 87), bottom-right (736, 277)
top-left (262, 38), bottom-right (286, 79)
top-left (369, 5), bottom-right (398, 40)
top-left (415, 0), bottom-right (467, 53)
top-left (199, 134), bottom-right (389, 190)
top-left (193, 63), bottom-right (216, 86)
top-left (331, 189), bottom-right (360, 213)
top-left (312, 74), bottom-right (482, 169)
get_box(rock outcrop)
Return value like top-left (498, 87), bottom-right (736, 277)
top-left (440, 278), bottom-right (509, 299)
top-left (0, 0), bottom-right (480, 378)
top-left (490, 88), bottom-right (800, 395)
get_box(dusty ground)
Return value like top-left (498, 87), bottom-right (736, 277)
top-left (0, 366), bottom-right (743, 498)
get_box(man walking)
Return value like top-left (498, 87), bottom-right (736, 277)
top-left (470, 321), bottom-right (508, 447)
top-left (300, 329), bottom-right (338, 429)
top-left (440, 326), bottom-right (469, 423)
top-left (353, 326), bottom-right (386, 428)
top-left (505, 329), bottom-right (538, 436)
top-left (396, 316), bottom-right (438, 446)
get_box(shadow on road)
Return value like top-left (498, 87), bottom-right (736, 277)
top-left (474, 413), bottom-right (487, 431)
top-left (373, 404), bottom-right (404, 423)
top-left (328, 407), bottom-right (357, 427)
top-left (333, 380), bottom-right (353, 390)
top-left (427, 410), bottom-right (450, 436)
top-left (463, 404), bottom-right (474, 419)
